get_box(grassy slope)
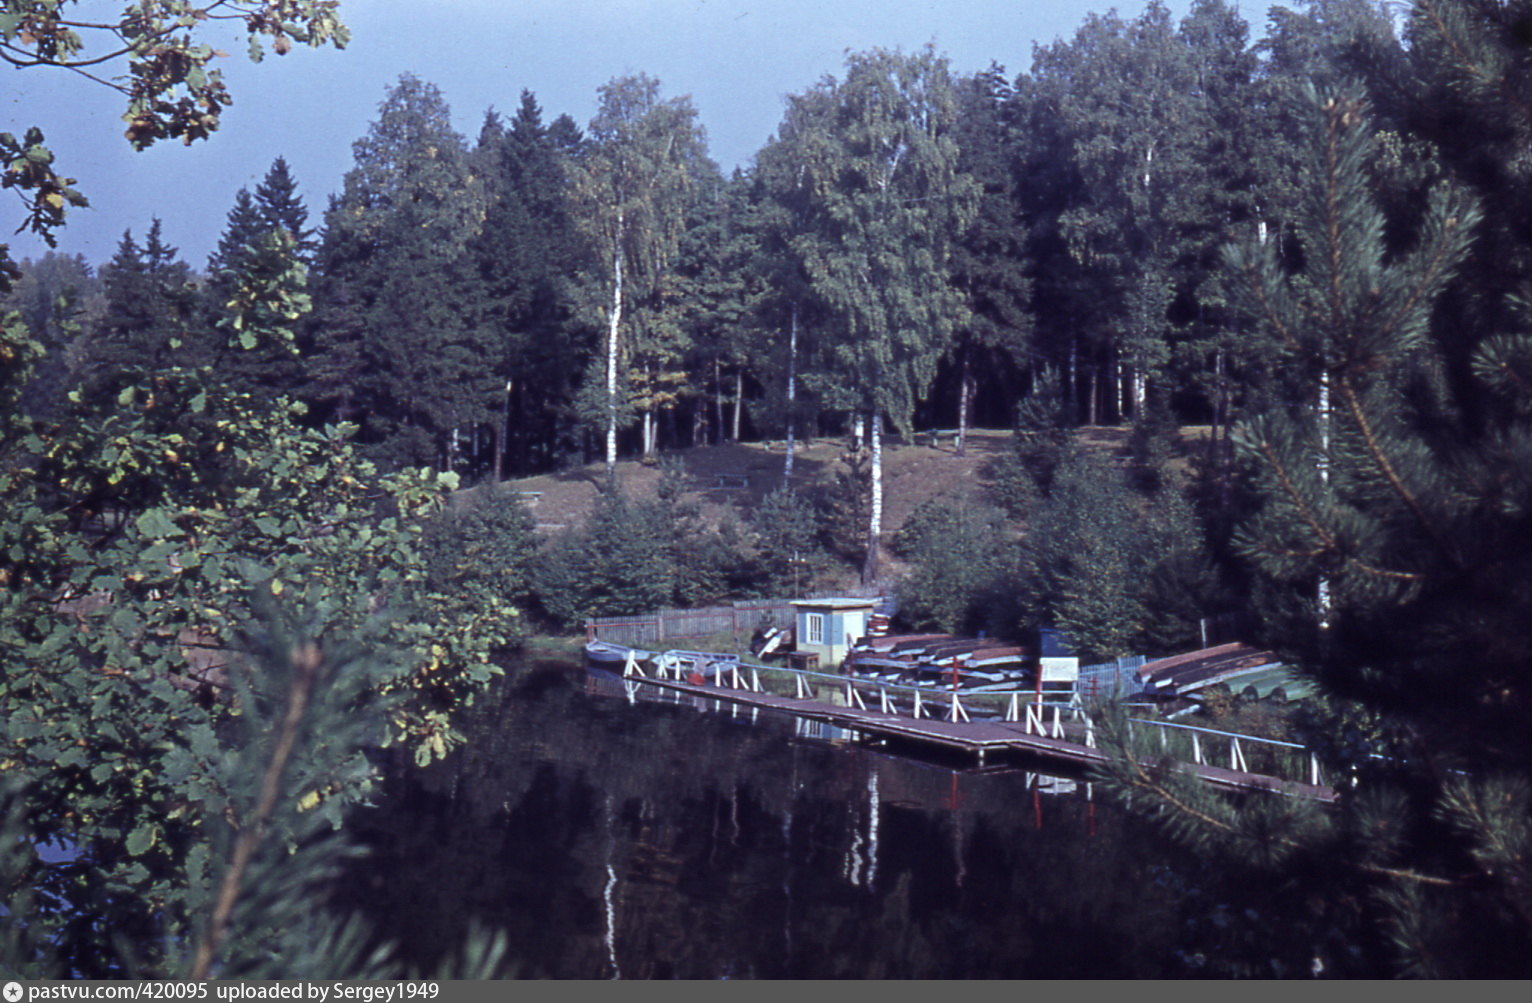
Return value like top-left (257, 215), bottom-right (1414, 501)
top-left (461, 426), bottom-right (1151, 592)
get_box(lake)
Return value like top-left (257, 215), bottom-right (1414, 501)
top-left (336, 658), bottom-right (1349, 978)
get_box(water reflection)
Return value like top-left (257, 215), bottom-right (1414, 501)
top-left (338, 662), bottom-right (1209, 978)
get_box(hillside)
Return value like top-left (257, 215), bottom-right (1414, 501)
top-left (458, 426), bottom-right (1146, 590)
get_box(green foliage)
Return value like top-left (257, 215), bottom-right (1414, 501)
top-left (0, 215), bottom-right (517, 974)
top-left (990, 369), bottom-right (1073, 515)
top-left (533, 461), bottom-right (742, 626)
top-left (748, 485), bottom-right (826, 597)
top-left (313, 74), bottom-right (494, 471)
top-left (0, 1), bottom-right (347, 282)
top-left (1017, 449), bottom-right (1216, 660)
top-left (893, 493), bottom-right (1015, 635)
top-left (569, 73), bottom-right (712, 470)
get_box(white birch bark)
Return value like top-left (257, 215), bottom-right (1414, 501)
top-left (956, 348), bottom-right (971, 456)
top-left (1318, 368), bottom-right (1332, 630)
top-left (863, 412), bottom-right (883, 584)
top-left (784, 302), bottom-right (799, 482)
top-left (733, 371), bottom-right (743, 442)
top-left (604, 213), bottom-right (625, 476)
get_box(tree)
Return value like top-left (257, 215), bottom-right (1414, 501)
top-left (0, 1), bottom-right (347, 285)
top-left (468, 92), bottom-right (582, 479)
top-left (313, 74), bottom-right (494, 471)
top-left (568, 73), bottom-right (710, 475)
top-left (893, 492), bottom-right (1014, 635)
top-left (204, 161), bottom-right (314, 400)
top-left (783, 47), bottom-right (979, 582)
top-left (948, 65), bottom-right (1033, 454)
top-left (0, 226), bottom-right (518, 972)
top-left (1100, 77), bottom-right (1532, 976)
top-left (81, 219), bottom-right (198, 408)
top-left (253, 155), bottom-right (316, 258)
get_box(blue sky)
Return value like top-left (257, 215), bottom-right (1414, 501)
top-left (4, 0), bottom-right (1194, 267)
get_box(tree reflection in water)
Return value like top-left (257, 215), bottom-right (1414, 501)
top-left (334, 662), bottom-right (1310, 978)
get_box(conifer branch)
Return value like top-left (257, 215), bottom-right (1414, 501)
top-left (190, 641), bottom-right (322, 980)
top-left (1336, 377), bottom-right (1462, 569)
top-left (1115, 751), bottom-right (1453, 888)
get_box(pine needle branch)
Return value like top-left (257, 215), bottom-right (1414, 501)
top-left (1337, 377), bottom-right (1461, 569)
top-left (190, 641), bottom-right (322, 980)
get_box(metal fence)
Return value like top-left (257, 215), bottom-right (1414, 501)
top-left (1076, 655), bottom-right (1150, 701)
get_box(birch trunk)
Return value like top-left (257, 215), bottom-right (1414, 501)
top-left (494, 379), bottom-right (511, 482)
top-left (1068, 336), bottom-right (1079, 422)
top-left (714, 357), bottom-right (725, 444)
top-left (733, 371), bottom-right (743, 442)
top-left (1318, 368), bottom-right (1332, 630)
top-left (604, 213), bottom-right (625, 477)
top-left (784, 301), bottom-right (799, 482)
top-left (956, 347), bottom-right (971, 457)
top-left (862, 412), bottom-right (883, 585)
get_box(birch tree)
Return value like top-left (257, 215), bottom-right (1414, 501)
top-left (787, 47), bottom-right (978, 582)
top-left (570, 74), bottom-right (709, 476)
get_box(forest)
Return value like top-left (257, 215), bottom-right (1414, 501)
top-left (4, 0), bottom-right (1532, 979)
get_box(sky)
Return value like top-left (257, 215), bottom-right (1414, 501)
top-left (4, 0), bottom-right (1194, 268)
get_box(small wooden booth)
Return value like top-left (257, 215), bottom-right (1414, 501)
top-left (791, 597), bottom-right (876, 671)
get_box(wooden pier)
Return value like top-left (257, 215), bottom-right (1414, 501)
top-left (599, 649), bottom-right (1338, 804)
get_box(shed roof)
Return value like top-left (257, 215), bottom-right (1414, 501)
top-left (791, 597), bottom-right (877, 611)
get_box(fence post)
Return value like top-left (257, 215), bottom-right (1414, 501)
top-left (1051, 706), bottom-right (1062, 739)
top-left (795, 673), bottom-right (808, 700)
top-left (1084, 716), bottom-right (1095, 748)
top-left (1311, 753), bottom-right (1321, 787)
top-left (1007, 692), bottom-right (1020, 723)
top-left (1192, 733), bottom-right (1202, 765)
top-left (881, 689), bottom-right (892, 715)
top-left (913, 690), bottom-right (925, 719)
top-left (751, 667), bottom-right (761, 693)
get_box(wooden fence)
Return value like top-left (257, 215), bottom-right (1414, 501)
top-left (585, 590), bottom-right (887, 647)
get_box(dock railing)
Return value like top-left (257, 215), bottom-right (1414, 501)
top-left (1120, 716), bottom-right (1323, 787)
top-left (618, 648), bottom-right (1323, 787)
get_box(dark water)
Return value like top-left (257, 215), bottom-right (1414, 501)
top-left (336, 660), bottom-right (1333, 978)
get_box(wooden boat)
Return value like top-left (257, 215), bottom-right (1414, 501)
top-left (584, 639), bottom-right (655, 669)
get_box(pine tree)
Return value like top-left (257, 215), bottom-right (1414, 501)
top-left (1102, 78), bottom-right (1532, 976)
top-left (83, 220), bottom-right (196, 406)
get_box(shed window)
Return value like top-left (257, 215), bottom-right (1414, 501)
top-left (805, 613), bottom-right (824, 645)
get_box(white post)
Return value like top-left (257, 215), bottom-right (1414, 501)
top-left (1085, 717), bottom-right (1095, 749)
top-left (1007, 692), bottom-right (1020, 723)
top-left (1311, 753), bottom-right (1321, 787)
top-left (913, 690), bottom-right (924, 719)
top-left (1192, 733), bottom-right (1202, 765)
top-left (1052, 706), bottom-right (1063, 739)
top-left (880, 688), bottom-right (892, 715)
